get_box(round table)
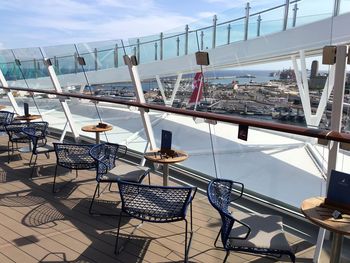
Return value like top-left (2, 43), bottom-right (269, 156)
top-left (15, 114), bottom-right (41, 122)
top-left (81, 124), bottom-right (113, 144)
top-left (144, 149), bottom-right (188, 186)
top-left (301, 197), bottom-right (350, 263)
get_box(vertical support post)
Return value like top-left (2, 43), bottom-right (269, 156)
top-left (34, 59), bottom-right (38, 78)
top-left (123, 55), bottom-right (156, 150)
top-left (333, 0), bottom-right (341, 16)
top-left (244, 2), bottom-right (250, 41)
top-left (200, 31), bottom-right (204, 50)
top-left (176, 37), bottom-right (180, 56)
top-left (313, 45), bottom-right (348, 263)
top-left (156, 75), bottom-right (167, 105)
top-left (94, 48), bottom-right (98, 71)
top-left (133, 46), bottom-right (137, 57)
top-left (74, 52), bottom-right (78, 74)
top-left (169, 73), bottom-right (183, 106)
top-left (185, 25), bottom-right (189, 55)
top-left (43, 56), bottom-right (80, 141)
top-left (212, 15), bottom-right (217, 49)
top-left (283, 0), bottom-right (290, 31)
top-left (292, 3), bottom-right (298, 27)
top-left (160, 32), bottom-right (163, 60)
top-left (257, 15), bottom-right (262, 37)
top-left (0, 69), bottom-right (21, 114)
top-left (227, 24), bottom-right (231, 44)
top-left (136, 39), bottom-right (140, 64)
top-left (114, 44), bottom-right (119, 68)
top-left (154, 42), bottom-right (158, 60)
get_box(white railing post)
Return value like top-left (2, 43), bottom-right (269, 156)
top-left (313, 45), bottom-right (348, 263)
top-left (244, 2), bottom-right (250, 41)
top-left (227, 24), bottom-right (231, 44)
top-left (43, 56), bottom-right (80, 141)
top-left (0, 69), bottom-right (21, 114)
top-left (123, 55), bottom-right (157, 151)
top-left (185, 25), bottom-right (189, 55)
top-left (292, 3), bottom-right (298, 27)
top-left (283, 0), bottom-right (290, 31)
top-left (212, 15), bottom-right (217, 48)
top-left (114, 44), bottom-right (119, 68)
top-left (333, 0), bottom-right (341, 16)
top-left (160, 32), bottom-right (164, 60)
top-left (257, 15), bottom-right (262, 37)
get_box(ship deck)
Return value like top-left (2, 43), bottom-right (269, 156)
top-left (0, 135), bottom-right (346, 263)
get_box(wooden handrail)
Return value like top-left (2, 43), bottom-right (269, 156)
top-left (3, 86), bottom-right (350, 143)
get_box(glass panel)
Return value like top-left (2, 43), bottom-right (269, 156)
top-left (294, 0), bottom-right (333, 27)
top-left (340, 0), bottom-right (350, 14)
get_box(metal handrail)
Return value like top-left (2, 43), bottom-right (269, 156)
top-left (3, 85), bottom-right (350, 143)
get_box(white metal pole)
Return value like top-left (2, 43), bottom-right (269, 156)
top-left (313, 45), bottom-right (348, 263)
top-left (44, 57), bottom-right (80, 141)
top-left (124, 55), bottom-right (157, 150)
top-left (0, 69), bottom-right (21, 114)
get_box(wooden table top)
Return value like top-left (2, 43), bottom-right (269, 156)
top-left (144, 149), bottom-right (188, 164)
top-left (0, 105), bottom-right (6, 110)
top-left (301, 197), bottom-right (350, 236)
top-left (81, 124), bottom-right (113, 133)
top-left (14, 114), bottom-right (41, 121)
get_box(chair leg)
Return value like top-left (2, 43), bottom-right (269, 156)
top-left (29, 153), bottom-right (34, 166)
top-left (75, 170), bottom-right (78, 179)
top-left (289, 252), bottom-right (296, 263)
top-left (148, 172), bottom-right (151, 185)
top-left (89, 183), bottom-right (99, 215)
top-left (52, 165), bottom-right (58, 193)
top-left (7, 141), bottom-right (10, 163)
top-left (214, 228), bottom-right (222, 248)
top-left (223, 251), bottom-right (230, 263)
top-left (108, 182), bottom-right (113, 192)
top-left (30, 155), bottom-right (38, 179)
top-left (114, 211), bottom-right (123, 254)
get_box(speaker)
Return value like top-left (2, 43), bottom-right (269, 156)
top-left (238, 124), bottom-right (248, 141)
top-left (322, 46), bottom-right (336, 65)
top-left (24, 103), bottom-right (29, 117)
top-left (160, 130), bottom-right (172, 153)
top-left (44, 58), bottom-right (52, 66)
top-left (77, 56), bottom-right (86, 66)
top-left (130, 55), bottom-right (138, 66)
top-left (195, 51), bottom-right (210, 66)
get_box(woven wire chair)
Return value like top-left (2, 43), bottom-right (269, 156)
top-left (4, 122), bottom-right (31, 163)
top-left (88, 142), bottom-right (151, 215)
top-left (207, 179), bottom-right (295, 263)
top-left (22, 126), bottom-right (54, 178)
top-left (0, 111), bottom-right (15, 132)
top-left (53, 143), bottom-right (96, 193)
top-left (115, 181), bottom-right (197, 262)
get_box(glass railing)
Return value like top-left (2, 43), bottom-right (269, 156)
top-left (0, 0), bottom-right (344, 79)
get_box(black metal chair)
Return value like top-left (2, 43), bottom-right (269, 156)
top-left (22, 126), bottom-right (55, 178)
top-left (4, 122), bottom-right (30, 162)
top-left (0, 111), bottom-right (15, 132)
top-left (207, 179), bottom-right (295, 263)
top-left (115, 181), bottom-right (197, 262)
top-left (53, 143), bottom-right (96, 193)
top-left (88, 142), bottom-right (151, 215)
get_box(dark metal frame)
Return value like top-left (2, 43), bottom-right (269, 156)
top-left (52, 142), bottom-right (96, 193)
top-left (115, 181), bottom-right (197, 262)
top-left (207, 179), bottom-right (296, 263)
top-left (88, 142), bottom-right (151, 215)
top-left (22, 125), bottom-right (54, 178)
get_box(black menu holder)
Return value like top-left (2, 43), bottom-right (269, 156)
top-left (24, 103), bottom-right (29, 117)
top-left (324, 170), bottom-right (350, 211)
top-left (160, 130), bottom-right (172, 155)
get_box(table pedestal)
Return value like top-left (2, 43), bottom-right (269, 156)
top-left (330, 233), bottom-right (343, 263)
top-left (162, 164), bottom-right (169, 186)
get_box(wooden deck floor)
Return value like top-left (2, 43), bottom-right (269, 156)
top-left (0, 137), bottom-right (340, 262)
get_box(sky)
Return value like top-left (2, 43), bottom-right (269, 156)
top-left (0, 0), bottom-right (282, 49)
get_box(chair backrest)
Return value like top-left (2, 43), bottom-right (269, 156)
top-left (89, 143), bottom-right (125, 181)
top-left (53, 142), bottom-right (96, 170)
top-left (207, 179), bottom-right (236, 248)
top-left (22, 127), bottom-right (39, 153)
top-left (118, 180), bottom-right (196, 222)
top-left (28, 121), bottom-right (48, 139)
top-left (4, 122), bottom-right (30, 141)
top-left (0, 111), bottom-right (15, 131)
top-left (207, 179), bottom-right (234, 213)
